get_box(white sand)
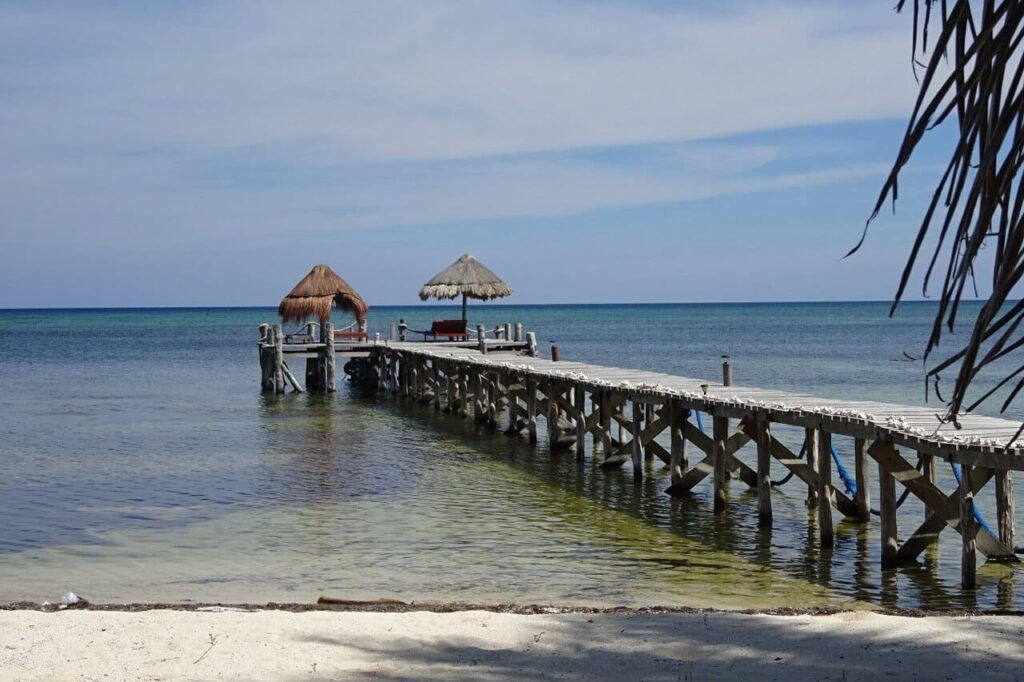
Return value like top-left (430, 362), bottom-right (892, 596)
top-left (2, 608), bottom-right (1023, 681)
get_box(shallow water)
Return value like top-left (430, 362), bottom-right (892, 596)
top-left (0, 303), bottom-right (1021, 609)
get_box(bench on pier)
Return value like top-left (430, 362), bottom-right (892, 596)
top-left (421, 319), bottom-right (469, 341)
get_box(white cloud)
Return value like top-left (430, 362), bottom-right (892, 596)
top-left (0, 0), bottom-right (917, 250)
top-left (0, 1), bottom-right (916, 161)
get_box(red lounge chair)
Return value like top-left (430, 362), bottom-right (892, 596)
top-left (423, 319), bottom-right (468, 341)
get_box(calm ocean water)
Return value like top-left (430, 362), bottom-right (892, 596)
top-left (0, 302), bottom-right (1021, 610)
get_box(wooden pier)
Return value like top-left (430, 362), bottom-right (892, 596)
top-left (258, 325), bottom-right (1024, 588)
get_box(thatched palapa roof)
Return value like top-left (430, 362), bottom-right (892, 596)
top-left (278, 264), bottom-right (368, 324)
top-left (418, 254), bottom-right (512, 301)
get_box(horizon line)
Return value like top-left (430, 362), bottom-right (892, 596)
top-left (0, 298), bottom-right (972, 312)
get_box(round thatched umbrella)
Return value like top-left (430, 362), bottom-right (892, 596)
top-left (278, 264), bottom-right (369, 326)
top-left (418, 253), bottom-right (512, 321)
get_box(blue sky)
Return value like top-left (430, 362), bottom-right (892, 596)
top-left (0, 0), bottom-right (961, 307)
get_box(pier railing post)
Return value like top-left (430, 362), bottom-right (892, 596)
top-left (722, 355), bottom-right (732, 387)
top-left (477, 325), bottom-right (486, 354)
top-left (514, 322), bottom-right (523, 342)
top-left (526, 332), bottom-right (537, 357)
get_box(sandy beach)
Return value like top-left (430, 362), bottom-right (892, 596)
top-left (2, 607), bottom-right (1023, 680)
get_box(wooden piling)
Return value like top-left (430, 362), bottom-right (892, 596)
top-left (526, 332), bottom-right (537, 357)
top-left (805, 428), bottom-right (819, 509)
top-left (755, 413), bottom-right (772, 528)
top-left (669, 401), bottom-right (686, 486)
top-left (922, 453), bottom-right (937, 519)
top-left (324, 322), bottom-right (336, 393)
top-left (599, 391), bottom-right (612, 456)
top-left (526, 376), bottom-right (538, 443)
top-left (477, 325), bottom-right (486, 354)
top-left (713, 415), bottom-right (728, 512)
top-left (961, 463), bottom-right (978, 588)
top-left (817, 430), bottom-right (834, 548)
top-left (273, 324), bottom-right (285, 394)
top-left (575, 385), bottom-right (586, 460)
top-left (632, 400), bottom-right (643, 482)
top-left (879, 444), bottom-right (898, 568)
top-left (854, 437), bottom-right (871, 521)
top-left (996, 469), bottom-right (1014, 551)
top-left (514, 322), bottom-right (523, 342)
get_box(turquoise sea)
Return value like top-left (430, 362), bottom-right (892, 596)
top-left (0, 302), bottom-right (1021, 610)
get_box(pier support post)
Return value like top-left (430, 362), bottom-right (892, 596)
top-left (433, 363), bottom-right (442, 410)
top-left (922, 453), bottom-right (937, 519)
top-left (526, 376), bottom-right (538, 443)
top-left (961, 463), bottom-right (978, 588)
top-left (526, 332), bottom-right (537, 357)
top-left (755, 413), bottom-right (773, 528)
top-left (507, 375), bottom-right (520, 434)
top-left (460, 366), bottom-right (470, 417)
top-left (669, 400), bottom-right (686, 486)
top-left (713, 415), bottom-right (728, 512)
top-left (514, 322), bottom-right (523, 342)
top-left (632, 400), bottom-right (643, 482)
top-left (273, 324), bottom-right (285, 394)
top-left (477, 325), bottom-right (487, 354)
top-left (997, 469), bottom-right (1014, 552)
top-left (817, 430), bottom-right (834, 548)
top-left (575, 385), bottom-right (586, 460)
top-left (805, 428), bottom-right (819, 509)
top-left (599, 391), bottom-right (612, 456)
top-left (879, 441), bottom-right (899, 568)
top-left (487, 374), bottom-right (497, 426)
top-left (324, 322), bottom-right (336, 393)
top-left (548, 382), bottom-right (561, 446)
top-left (854, 438), bottom-right (871, 521)
top-left (258, 324), bottom-right (272, 392)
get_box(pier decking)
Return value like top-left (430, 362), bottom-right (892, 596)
top-left (258, 324), bottom-right (1023, 587)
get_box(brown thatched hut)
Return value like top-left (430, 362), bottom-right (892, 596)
top-left (418, 254), bottom-right (512, 321)
top-left (278, 264), bottom-right (368, 325)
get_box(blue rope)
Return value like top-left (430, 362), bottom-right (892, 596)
top-left (830, 443), bottom-right (858, 498)
top-left (950, 463), bottom-right (998, 538)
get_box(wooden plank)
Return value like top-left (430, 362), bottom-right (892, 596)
top-left (895, 467), bottom-right (1015, 562)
